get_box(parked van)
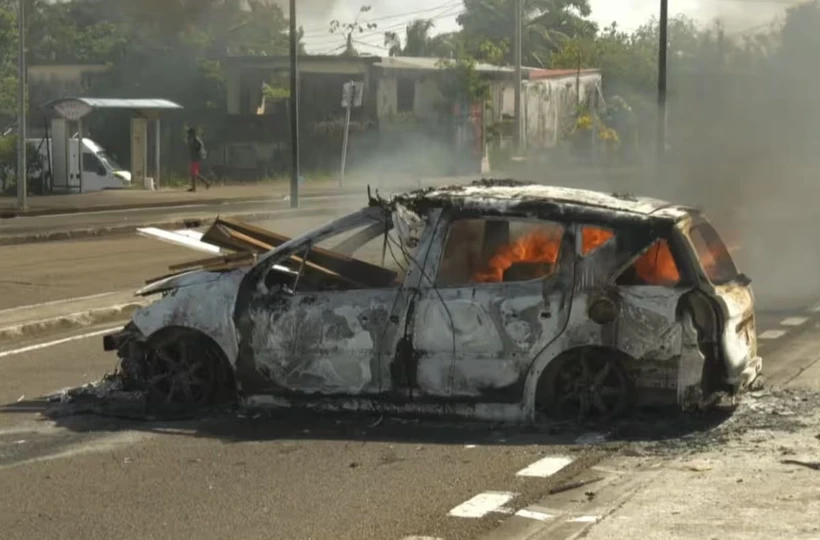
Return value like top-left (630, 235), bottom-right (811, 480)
top-left (29, 136), bottom-right (132, 192)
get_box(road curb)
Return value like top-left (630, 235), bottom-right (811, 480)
top-left (0, 301), bottom-right (149, 343)
top-left (0, 189), bottom-right (360, 218)
top-left (0, 206), bottom-right (334, 246)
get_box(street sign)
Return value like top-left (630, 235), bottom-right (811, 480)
top-left (53, 99), bottom-right (93, 121)
top-left (341, 81), bottom-right (364, 108)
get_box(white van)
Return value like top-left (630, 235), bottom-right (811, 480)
top-left (29, 136), bottom-right (132, 192)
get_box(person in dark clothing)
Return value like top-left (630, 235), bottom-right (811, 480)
top-left (186, 127), bottom-right (210, 192)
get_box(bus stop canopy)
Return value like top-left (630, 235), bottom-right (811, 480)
top-left (42, 97), bottom-right (184, 193)
top-left (44, 98), bottom-right (183, 120)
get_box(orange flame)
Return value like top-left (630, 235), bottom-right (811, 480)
top-left (472, 228), bottom-right (563, 283)
top-left (634, 239), bottom-right (680, 285)
top-left (582, 226), bottom-right (615, 254)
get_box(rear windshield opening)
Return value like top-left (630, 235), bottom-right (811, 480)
top-left (688, 222), bottom-right (739, 285)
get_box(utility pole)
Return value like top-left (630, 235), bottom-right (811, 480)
top-left (16, 0), bottom-right (26, 210)
top-left (288, 0), bottom-right (299, 208)
top-left (656, 0), bottom-right (668, 172)
top-left (513, 0), bottom-right (522, 150)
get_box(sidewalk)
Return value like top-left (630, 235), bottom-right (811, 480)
top-left (0, 180), bottom-right (351, 218)
top-left (0, 174), bottom-right (458, 218)
top-left (554, 389), bottom-right (820, 540)
top-left (0, 291), bottom-right (150, 342)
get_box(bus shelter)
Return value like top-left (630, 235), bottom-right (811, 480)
top-left (43, 98), bottom-right (183, 193)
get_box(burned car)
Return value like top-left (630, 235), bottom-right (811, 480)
top-left (103, 179), bottom-right (762, 423)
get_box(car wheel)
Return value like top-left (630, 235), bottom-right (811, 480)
top-left (143, 329), bottom-right (235, 408)
top-left (541, 348), bottom-right (632, 424)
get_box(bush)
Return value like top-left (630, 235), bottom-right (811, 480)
top-left (0, 136), bottom-right (45, 195)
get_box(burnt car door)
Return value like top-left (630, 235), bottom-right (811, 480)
top-left (404, 213), bottom-right (576, 401)
top-left (233, 208), bottom-right (417, 397)
top-left (575, 220), bottom-right (699, 399)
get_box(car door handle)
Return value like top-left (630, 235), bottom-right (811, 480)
top-left (540, 310), bottom-right (551, 319)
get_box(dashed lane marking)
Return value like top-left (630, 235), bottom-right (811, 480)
top-left (400, 537), bottom-right (443, 540)
top-left (516, 456), bottom-right (574, 478)
top-left (780, 317), bottom-right (809, 326)
top-left (759, 329), bottom-right (787, 340)
top-left (448, 492), bottom-right (517, 518)
top-left (568, 515), bottom-right (602, 523)
top-left (514, 508), bottom-right (556, 522)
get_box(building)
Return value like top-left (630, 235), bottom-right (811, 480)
top-left (218, 55), bottom-right (601, 177)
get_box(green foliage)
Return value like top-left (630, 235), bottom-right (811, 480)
top-left (0, 135), bottom-right (44, 194)
top-left (458, 0), bottom-right (595, 66)
top-left (384, 19), bottom-right (458, 58)
top-left (437, 38), bottom-right (507, 107)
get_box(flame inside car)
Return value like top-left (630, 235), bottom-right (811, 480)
top-left (470, 224), bottom-right (682, 286)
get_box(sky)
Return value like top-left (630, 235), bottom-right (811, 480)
top-left (296, 0), bottom-right (798, 55)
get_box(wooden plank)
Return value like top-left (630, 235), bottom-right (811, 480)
top-left (207, 216), bottom-right (398, 287)
top-left (168, 251), bottom-right (256, 272)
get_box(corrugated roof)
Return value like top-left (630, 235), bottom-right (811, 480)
top-left (375, 56), bottom-right (514, 74)
top-left (527, 68), bottom-right (600, 80)
top-left (45, 98), bottom-right (183, 110)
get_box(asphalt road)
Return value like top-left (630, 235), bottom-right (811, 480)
top-left (0, 305), bottom-right (818, 540)
top-left (0, 207), bottom-right (359, 310)
top-left (0, 324), bottom-right (606, 540)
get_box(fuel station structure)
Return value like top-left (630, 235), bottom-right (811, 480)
top-left (43, 98), bottom-right (183, 193)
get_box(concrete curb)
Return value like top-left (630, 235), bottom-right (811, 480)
top-left (0, 301), bottom-right (150, 343)
top-left (0, 206), bottom-right (334, 246)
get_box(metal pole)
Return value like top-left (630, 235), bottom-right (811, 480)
top-left (513, 0), bottom-right (522, 150)
top-left (339, 100), bottom-right (351, 187)
top-left (288, 0), bottom-right (299, 208)
top-left (155, 119), bottom-right (161, 189)
top-left (656, 0), bottom-right (669, 170)
top-left (16, 0), bottom-right (26, 209)
top-left (78, 119), bottom-right (83, 193)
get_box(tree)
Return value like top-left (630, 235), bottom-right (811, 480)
top-left (329, 5), bottom-right (377, 57)
top-left (384, 19), bottom-right (457, 58)
top-left (457, 0), bottom-right (596, 66)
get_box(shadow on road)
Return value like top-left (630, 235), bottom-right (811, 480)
top-left (0, 393), bottom-right (737, 451)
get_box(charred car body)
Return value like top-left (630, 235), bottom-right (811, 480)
top-left (103, 180), bottom-right (762, 423)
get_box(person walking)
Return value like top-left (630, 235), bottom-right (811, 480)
top-left (186, 127), bottom-right (210, 192)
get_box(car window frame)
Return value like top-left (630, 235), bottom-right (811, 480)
top-left (684, 218), bottom-right (741, 286)
top-left (430, 213), bottom-right (572, 289)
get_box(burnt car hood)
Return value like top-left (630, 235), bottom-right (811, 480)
top-left (136, 269), bottom-right (234, 297)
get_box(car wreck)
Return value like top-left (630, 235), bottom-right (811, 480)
top-left (101, 179), bottom-right (762, 423)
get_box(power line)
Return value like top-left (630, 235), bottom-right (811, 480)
top-left (299, 1), bottom-right (462, 37)
top-left (306, 6), bottom-right (464, 50)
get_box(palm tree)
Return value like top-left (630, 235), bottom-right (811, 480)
top-left (457, 0), bottom-right (595, 66)
top-left (384, 18), bottom-right (457, 58)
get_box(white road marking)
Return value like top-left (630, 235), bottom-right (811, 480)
top-left (447, 492), bottom-right (517, 518)
top-left (780, 317), bottom-right (808, 327)
top-left (516, 456), bottom-right (574, 478)
top-left (0, 291), bottom-right (124, 314)
top-left (0, 326), bottom-right (121, 359)
top-left (515, 509), bottom-right (555, 522)
top-left (759, 329), bottom-right (787, 340)
top-left (464, 444), bottom-right (477, 449)
top-left (400, 537), bottom-right (443, 540)
top-left (569, 515), bottom-right (601, 523)
top-left (810, 305), bottom-right (820, 313)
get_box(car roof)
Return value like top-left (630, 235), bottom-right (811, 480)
top-left (390, 179), bottom-right (694, 223)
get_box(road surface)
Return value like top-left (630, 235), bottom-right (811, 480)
top-left (0, 305), bottom-right (818, 539)
top-left (0, 207), bottom-right (359, 310)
